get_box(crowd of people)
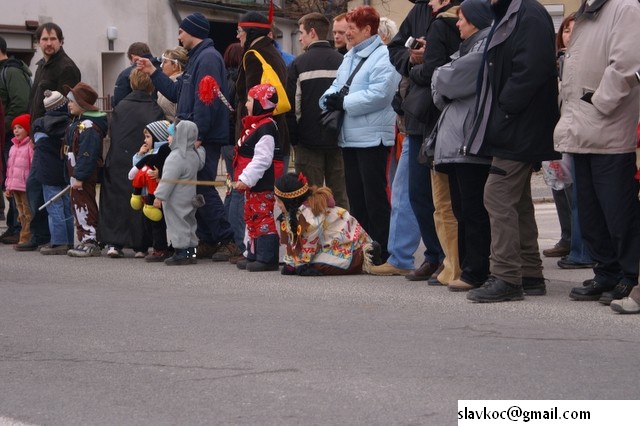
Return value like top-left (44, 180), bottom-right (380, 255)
top-left (1, 0), bottom-right (639, 314)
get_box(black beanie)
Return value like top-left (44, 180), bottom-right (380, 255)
top-left (460, 0), bottom-right (493, 30)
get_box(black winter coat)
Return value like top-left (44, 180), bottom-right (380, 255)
top-left (387, 0), bottom-right (434, 136)
top-left (470, 0), bottom-right (560, 163)
top-left (409, 7), bottom-right (462, 136)
top-left (28, 48), bottom-right (81, 123)
top-left (98, 90), bottom-right (164, 249)
top-left (32, 111), bottom-right (70, 186)
top-left (285, 41), bottom-right (344, 149)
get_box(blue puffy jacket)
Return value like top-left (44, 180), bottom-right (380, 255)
top-left (320, 36), bottom-right (400, 149)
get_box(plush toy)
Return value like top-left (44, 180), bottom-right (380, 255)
top-left (129, 120), bottom-right (171, 221)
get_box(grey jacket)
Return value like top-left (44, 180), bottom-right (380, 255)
top-left (431, 28), bottom-right (490, 168)
top-left (553, 0), bottom-right (640, 154)
top-left (155, 120), bottom-right (205, 249)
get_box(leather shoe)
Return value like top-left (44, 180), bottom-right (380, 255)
top-left (569, 279), bottom-right (615, 301)
top-left (557, 257), bottom-right (596, 269)
top-left (368, 262), bottom-right (412, 276)
top-left (448, 278), bottom-right (477, 292)
top-left (522, 276), bottom-right (547, 296)
top-left (14, 241), bottom-right (39, 251)
top-left (467, 277), bottom-right (524, 303)
top-left (610, 296), bottom-right (640, 314)
top-left (542, 243), bottom-right (570, 257)
top-left (598, 283), bottom-right (636, 305)
top-left (406, 261), bottom-right (441, 282)
top-left (1, 231), bottom-right (19, 244)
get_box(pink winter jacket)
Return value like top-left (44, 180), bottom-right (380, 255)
top-left (5, 136), bottom-right (34, 192)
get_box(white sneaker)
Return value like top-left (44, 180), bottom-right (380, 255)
top-left (134, 250), bottom-right (147, 258)
top-left (610, 297), bottom-right (640, 314)
top-left (68, 242), bottom-right (102, 257)
top-left (107, 246), bottom-right (124, 258)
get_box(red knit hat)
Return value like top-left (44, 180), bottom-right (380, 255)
top-left (11, 114), bottom-right (31, 135)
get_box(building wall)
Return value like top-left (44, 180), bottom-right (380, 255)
top-left (1, 0), bottom-right (297, 99)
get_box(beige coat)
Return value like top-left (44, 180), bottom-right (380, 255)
top-left (553, 0), bottom-right (640, 154)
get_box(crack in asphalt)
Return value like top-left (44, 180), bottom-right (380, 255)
top-left (173, 368), bottom-right (300, 383)
top-left (443, 325), bottom-right (640, 344)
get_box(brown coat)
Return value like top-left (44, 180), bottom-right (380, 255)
top-left (235, 36), bottom-right (289, 155)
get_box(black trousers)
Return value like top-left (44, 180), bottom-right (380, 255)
top-left (574, 153), bottom-right (640, 285)
top-left (451, 163), bottom-right (491, 285)
top-left (342, 144), bottom-right (391, 260)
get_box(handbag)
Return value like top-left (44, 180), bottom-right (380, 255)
top-left (320, 57), bottom-right (368, 142)
top-left (243, 49), bottom-right (291, 116)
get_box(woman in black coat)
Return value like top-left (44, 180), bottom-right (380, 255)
top-left (99, 69), bottom-right (165, 257)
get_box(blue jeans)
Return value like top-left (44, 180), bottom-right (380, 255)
top-left (407, 135), bottom-right (444, 264)
top-left (26, 168), bottom-right (50, 245)
top-left (196, 144), bottom-right (234, 244)
top-left (228, 188), bottom-right (246, 252)
top-left (564, 156), bottom-right (593, 264)
top-left (42, 184), bottom-right (74, 245)
top-left (386, 139), bottom-right (421, 269)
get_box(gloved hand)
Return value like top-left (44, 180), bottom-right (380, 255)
top-left (325, 93), bottom-right (344, 112)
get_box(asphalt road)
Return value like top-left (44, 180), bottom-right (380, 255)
top-left (0, 200), bottom-right (638, 426)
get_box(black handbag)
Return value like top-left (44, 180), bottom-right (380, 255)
top-left (320, 58), bottom-right (368, 142)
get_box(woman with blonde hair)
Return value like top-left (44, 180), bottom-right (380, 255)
top-left (157, 46), bottom-right (188, 121)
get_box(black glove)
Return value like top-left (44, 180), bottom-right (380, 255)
top-left (325, 93), bottom-right (344, 112)
top-left (296, 264), bottom-right (323, 276)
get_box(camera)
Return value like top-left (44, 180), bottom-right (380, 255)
top-left (405, 36), bottom-right (422, 50)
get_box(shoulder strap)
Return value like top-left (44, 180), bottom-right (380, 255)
top-left (340, 45), bottom-right (380, 95)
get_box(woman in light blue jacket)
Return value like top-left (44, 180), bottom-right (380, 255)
top-left (320, 5), bottom-right (401, 261)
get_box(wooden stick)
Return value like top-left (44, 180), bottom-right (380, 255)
top-left (159, 178), bottom-right (223, 187)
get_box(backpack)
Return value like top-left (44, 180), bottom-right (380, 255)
top-left (242, 50), bottom-right (291, 116)
top-left (0, 58), bottom-right (32, 89)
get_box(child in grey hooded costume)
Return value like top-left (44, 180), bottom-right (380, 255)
top-left (153, 120), bottom-right (205, 265)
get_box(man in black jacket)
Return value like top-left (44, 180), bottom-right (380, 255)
top-left (21, 23), bottom-right (81, 252)
top-left (466, 0), bottom-right (559, 302)
top-left (286, 13), bottom-right (348, 209)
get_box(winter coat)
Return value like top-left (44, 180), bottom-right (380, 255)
top-left (154, 120), bottom-right (205, 249)
top-left (0, 57), bottom-right (32, 130)
top-left (157, 73), bottom-right (181, 122)
top-left (5, 135), bottom-right (33, 192)
top-left (286, 41), bottom-right (344, 149)
top-left (99, 90), bottom-right (164, 248)
top-left (29, 48), bottom-right (81, 123)
top-left (553, 0), bottom-right (640, 154)
top-left (409, 5), bottom-right (462, 137)
top-left (64, 112), bottom-right (108, 182)
top-left (151, 39), bottom-right (229, 145)
top-left (32, 111), bottom-right (70, 186)
top-left (387, 0), bottom-right (434, 136)
top-left (236, 36), bottom-right (290, 155)
top-left (468, 0), bottom-right (560, 163)
top-left (320, 35), bottom-right (401, 149)
top-left (432, 27), bottom-right (491, 168)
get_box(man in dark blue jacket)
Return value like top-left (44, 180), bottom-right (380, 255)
top-left (137, 12), bottom-right (236, 260)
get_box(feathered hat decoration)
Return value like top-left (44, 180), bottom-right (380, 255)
top-left (198, 75), bottom-right (235, 111)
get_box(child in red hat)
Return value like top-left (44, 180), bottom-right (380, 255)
top-left (234, 83), bottom-right (284, 272)
top-left (4, 113), bottom-right (33, 246)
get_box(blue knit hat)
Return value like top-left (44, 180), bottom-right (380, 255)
top-left (180, 13), bottom-right (210, 39)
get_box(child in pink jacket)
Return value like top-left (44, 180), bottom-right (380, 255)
top-left (4, 114), bottom-right (34, 246)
